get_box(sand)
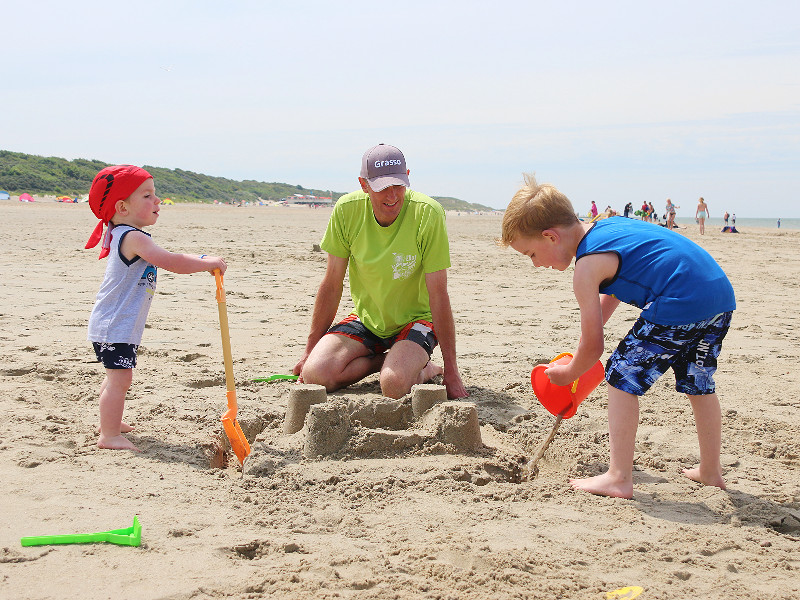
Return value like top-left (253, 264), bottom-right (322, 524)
top-left (1, 200), bottom-right (799, 599)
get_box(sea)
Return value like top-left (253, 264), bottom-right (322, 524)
top-left (673, 217), bottom-right (799, 231)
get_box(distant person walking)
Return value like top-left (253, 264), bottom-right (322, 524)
top-left (777, 218), bottom-right (781, 229)
top-left (590, 200), bottom-right (598, 219)
top-left (623, 202), bottom-right (632, 218)
top-left (665, 199), bottom-right (679, 230)
top-left (724, 211), bottom-right (729, 227)
top-left (696, 197), bottom-right (710, 235)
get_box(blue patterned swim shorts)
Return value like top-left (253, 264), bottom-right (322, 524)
top-left (606, 311), bottom-right (733, 396)
top-left (92, 342), bottom-right (139, 369)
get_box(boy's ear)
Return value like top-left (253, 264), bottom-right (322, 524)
top-left (541, 229), bottom-right (560, 243)
top-left (114, 199), bottom-right (128, 215)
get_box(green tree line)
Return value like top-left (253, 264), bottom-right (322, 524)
top-left (0, 149), bottom-right (495, 211)
top-left (0, 150), bottom-right (341, 203)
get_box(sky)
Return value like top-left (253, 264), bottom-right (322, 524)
top-left (2, 0), bottom-right (798, 217)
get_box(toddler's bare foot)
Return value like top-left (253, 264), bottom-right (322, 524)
top-left (97, 434), bottom-right (140, 452)
top-left (570, 472), bottom-right (633, 499)
top-left (96, 422), bottom-right (134, 434)
top-left (682, 467), bottom-right (726, 489)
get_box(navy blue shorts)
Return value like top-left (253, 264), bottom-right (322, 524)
top-left (327, 315), bottom-right (438, 357)
top-left (92, 342), bottom-right (138, 369)
top-left (606, 311), bottom-right (733, 396)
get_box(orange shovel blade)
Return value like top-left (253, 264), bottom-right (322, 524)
top-left (221, 410), bottom-right (251, 464)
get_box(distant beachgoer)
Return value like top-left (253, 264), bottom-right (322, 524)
top-left (640, 202), bottom-right (648, 221)
top-left (724, 212), bottom-right (729, 226)
top-left (590, 201), bottom-right (598, 218)
top-left (293, 144), bottom-right (467, 400)
top-left (666, 199), bottom-right (679, 230)
top-left (696, 197), bottom-right (710, 235)
top-left (732, 213), bottom-right (736, 226)
top-left (86, 165), bottom-right (227, 451)
top-left (623, 202), bottom-right (632, 218)
top-left (777, 218), bottom-right (781, 229)
top-left (648, 202), bottom-right (657, 223)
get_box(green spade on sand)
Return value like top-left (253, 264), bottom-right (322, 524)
top-left (21, 516), bottom-right (141, 547)
top-left (252, 374), bottom-right (299, 383)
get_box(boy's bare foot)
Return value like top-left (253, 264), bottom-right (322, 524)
top-left (570, 473), bottom-right (633, 499)
top-left (96, 422), bottom-right (134, 434)
top-left (682, 467), bottom-right (726, 489)
top-left (97, 434), bottom-right (140, 452)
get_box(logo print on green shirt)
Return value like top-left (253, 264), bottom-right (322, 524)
top-left (392, 253), bottom-right (416, 280)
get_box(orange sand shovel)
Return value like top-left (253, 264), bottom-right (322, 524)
top-left (214, 269), bottom-right (251, 464)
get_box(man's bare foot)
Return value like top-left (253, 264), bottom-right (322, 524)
top-left (419, 361), bottom-right (444, 383)
top-left (682, 467), bottom-right (726, 489)
top-left (97, 434), bottom-right (140, 452)
top-left (570, 472), bottom-right (633, 499)
top-left (96, 422), bottom-right (134, 434)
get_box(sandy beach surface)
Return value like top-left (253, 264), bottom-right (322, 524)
top-left (1, 200), bottom-right (799, 600)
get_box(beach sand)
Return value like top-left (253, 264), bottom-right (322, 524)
top-left (1, 201), bottom-right (799, 599)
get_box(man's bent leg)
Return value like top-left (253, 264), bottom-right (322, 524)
top-left (380, 340), bottom-right (439, 399)
top-left (301, 333), bottom-right (383, 393)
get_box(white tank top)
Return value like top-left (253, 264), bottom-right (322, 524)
top-left (88, 225), bottom-right (157, 345)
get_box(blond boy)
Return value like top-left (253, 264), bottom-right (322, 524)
top-left (501, 174), bottom-right (735, 498)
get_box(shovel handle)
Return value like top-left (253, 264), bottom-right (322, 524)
top-left (214, 269), bottom-right (225, 302)
top-left (213, 270), bottom-right (237, 401)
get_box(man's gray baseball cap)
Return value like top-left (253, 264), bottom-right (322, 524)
top-left (360, 144), bottom-right (410, 192)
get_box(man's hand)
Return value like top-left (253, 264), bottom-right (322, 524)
top-left (292, 351), bottom-right (309, 381)
top-left (444, 369), bottom-right (468, 399)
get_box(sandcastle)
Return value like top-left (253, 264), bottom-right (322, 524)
top-left (275, 383), bottom-right (482, 460)
top-left (283, 384), bottom-right (328, 433)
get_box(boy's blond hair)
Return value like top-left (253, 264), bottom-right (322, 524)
top-left (500, 173), bottom-right (579, 246)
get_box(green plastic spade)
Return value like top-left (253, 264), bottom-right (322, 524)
top-left (20, 516), bottom-right (142, 547)
top-left (252, 374), bottom-right (299, 383)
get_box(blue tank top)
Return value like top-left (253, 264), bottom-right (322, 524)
top-left (576, 218), bottom-right (735, 325)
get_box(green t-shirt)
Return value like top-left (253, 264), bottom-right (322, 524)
top-left (320, 190), bottom-right (451, 337)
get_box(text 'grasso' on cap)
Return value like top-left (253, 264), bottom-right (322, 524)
top-left (360, 144), bottom-right (410, 192)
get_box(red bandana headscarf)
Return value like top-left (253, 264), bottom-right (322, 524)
top-left (85, 165), bottom-right (152, 259)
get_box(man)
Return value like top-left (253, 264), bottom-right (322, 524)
top-left (293, 144), bottom-right (467, 400)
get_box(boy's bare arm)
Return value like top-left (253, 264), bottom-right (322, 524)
top-left (546, 252), bottom-right (619, 386)
top-left (121, 231), bottom-right (226, 274)
top-left (599, 293), bottom-right (621, 325)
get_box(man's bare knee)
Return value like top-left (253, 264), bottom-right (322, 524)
top-left (380, 371), bottom-right (412, 399)
top-left (300, 362), bottom-right (338, 392)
